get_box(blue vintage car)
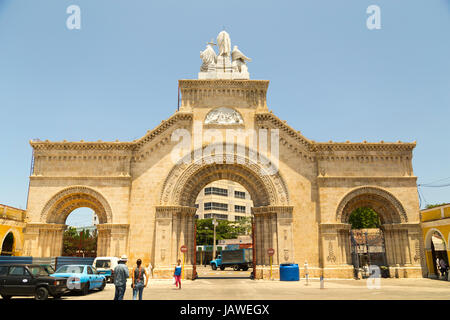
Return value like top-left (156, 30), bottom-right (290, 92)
top-left (51, 265), bottom-right (106, 295)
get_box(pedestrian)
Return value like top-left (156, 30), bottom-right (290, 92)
top-left (439, 258), bottom-right (448, 279)
top-left (113, 255), bottom-right (129, 300)
top-left (146, 262), bottom-right (153, 279)
top-left (174, 259), bottom-right (182, 290)
top-left (131, 259), bottom-right (148, 300)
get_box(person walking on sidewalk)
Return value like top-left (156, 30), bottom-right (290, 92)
top-left (132, 259), bottom-right (148, 300)
top-left (174, 259), bottom-right (182, 290)
top-left (113, 255), bottom-right (129, 300)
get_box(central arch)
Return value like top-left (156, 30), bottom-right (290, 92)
top-left (154, 151), bottom-right (293, 279)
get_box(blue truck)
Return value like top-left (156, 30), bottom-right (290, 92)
top-left (210, 248), bottom-right (252, 271)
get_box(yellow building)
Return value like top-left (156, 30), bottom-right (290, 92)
top-left (0, 204), bottom-right (26, 256)
top-left (421, 204), bottom-right (450, 278)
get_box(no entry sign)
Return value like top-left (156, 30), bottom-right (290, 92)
top-left (267, 248), bottom-right (275, 256)
top-left (180, 245), bottom-right (188, 253)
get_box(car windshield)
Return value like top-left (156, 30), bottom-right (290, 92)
top-left (55, 266), bottom-right (84, 274)
top-left (95, 260), bottom-right (111, 268)
top-left (28, 266), bottom-right (50, 276)
top-left (44, 265), bottom-right (55, 275)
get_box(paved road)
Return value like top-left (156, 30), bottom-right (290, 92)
top-left (59, 276), bottom-right (450, 300)
top-left (4, 266), bottom-right (450, 300)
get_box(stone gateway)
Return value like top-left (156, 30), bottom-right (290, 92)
top-left (22, 31), bottom-right (426, 279)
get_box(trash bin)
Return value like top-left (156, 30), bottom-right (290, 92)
top-left (280, 263), bottom-right (299, 281)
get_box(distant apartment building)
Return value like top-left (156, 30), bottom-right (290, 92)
top-left (195, 180), bottom-right (253, 221)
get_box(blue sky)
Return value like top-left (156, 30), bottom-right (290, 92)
top-left (0, 0), bottom-right (449, 226)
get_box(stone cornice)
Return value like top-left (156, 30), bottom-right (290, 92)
top-left (312, 141), bottom-right (416, 152)
top-left (317, 176), bottom-right (417, 180)
top-left (30, 175), bottom-right (131, 180)
top-left (29, 112), bottom-right (193, 153)
top-left (255, 112), bottom-right (416, 155)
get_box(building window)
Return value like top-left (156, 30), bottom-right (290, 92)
top-left (213, 214), bottom-right (228, 220)
top-left (235, 205), bottom-right (246, 213)
top-left (195, 204), bottom-right (199, 208)
top-left (205, 187), bottom-right (228, 197)
top-left (204, 202), bottom-right (228, 211)
top-left (235, 191), bottom-right (246, 199)
top-left (204, 214), bottom-right (212, 219)
top-left (235, 216), bottom-right (246, 221)
top-left (195, 215), bottom-right (199, 219)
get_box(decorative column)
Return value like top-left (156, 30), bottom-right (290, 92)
top-left (96, 223), bottom-right (129, 257)
top-left (153, 206), bottom-right (196, 279)
top-left (319, 223), bottom-right (354, 279)
top-left (252, 206), bottom-right (293, 279)
top-left (382, 223), bottom-right (424, 278)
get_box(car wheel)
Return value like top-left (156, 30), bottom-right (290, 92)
top-left (233, 265), bottom-right (240, 271)
top-left (242, 266), bottom-right (249, 271)
top-left (100, 279), bottom-right (106, 291)
top-left (82, 282), bottom-right (90, 295)
top-left (219, 266), bottom-right (225, 271)
top-left (35, 287), bottom-right (49, 300)
top-left (1, 295), bottom-right (11, 300)
top-left (211, 264), bottom-right (217, 270)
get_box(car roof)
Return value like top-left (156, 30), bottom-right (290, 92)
top-left (57, 264), bottom-right (87, 267)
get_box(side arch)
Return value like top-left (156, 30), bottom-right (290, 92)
top-left (40, 186), bottom-right (113, 224)
top-left (424, 228), bottom-right (447, 250)
top-left (336, 186), bottom-right (408, 224)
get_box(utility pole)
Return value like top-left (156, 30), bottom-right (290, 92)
top-left (213, 218), bottom-right (218, 259)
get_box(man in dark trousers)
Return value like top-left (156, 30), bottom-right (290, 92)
top-left (114, 255), bottom-right (129, 300)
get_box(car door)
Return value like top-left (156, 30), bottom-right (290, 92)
top-left (5, 266), bottom-right (34, 295)
top-left (86, 266), bottom-right (95, 289)
top-left (91, 266), bottom-right (100, 288)
top-left (0, 266), bottom-right (8, 294)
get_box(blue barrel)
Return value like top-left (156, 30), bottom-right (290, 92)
top-left (280, 263), bottom-right (299, 281)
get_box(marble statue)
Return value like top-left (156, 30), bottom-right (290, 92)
top-left (198, 30), bottom-right (251, 80)
top-left (217, 30), bottom-right (231, 57)
top-left (200, 43), bottom-right (217, 72)
top-left (231, 45), bottom-right (252, 73)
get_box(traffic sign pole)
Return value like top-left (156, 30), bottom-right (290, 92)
top-left (267, 248), bottom-right (274, 280)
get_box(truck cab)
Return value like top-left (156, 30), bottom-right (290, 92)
top-left (210, 255), bottom-right (223, 270)
top-left (93, 257), bottom-right (119, 283)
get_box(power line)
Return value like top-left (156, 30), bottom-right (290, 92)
top-left (418, 176), bottom-right (450, 187)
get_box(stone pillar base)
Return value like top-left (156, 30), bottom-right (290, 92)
top-left (388, 265), bottom-right (423, 278)
top-left (321, 265), bottom-right (355, 279)
top-left (153, 265), bottom-right (195, 280)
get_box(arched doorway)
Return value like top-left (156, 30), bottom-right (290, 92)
top-left (155, 151), bottom-right (292, 279)
top-left (333, 187), bottom-right (422, 278)
top-left (36, 186), bottom-right (116, 257)
top-left (194, 179), bottom-right (254, 279)
top-left (1, 232), bottom-right (14, 256)
top-left (348, 207), bottom-right (388, 278)
top-left (63, 208), bottom-right (99, 257)
top-left (424, 229), bottom-right (449, 278)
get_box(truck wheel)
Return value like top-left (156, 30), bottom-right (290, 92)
top-left (211, 264), bottom-right (217, 270)
top-left (242, 266), bottom-right (249, 271)
top-left (233, 265), bottom-right (240, 271)
top-left (35, 287), bottom-right (49, 300)
top-left (219, 266), bottom-right (225, 271)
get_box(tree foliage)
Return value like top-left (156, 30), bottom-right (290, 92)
top-left (349, 207), bottom-right (380, 229)
top-left (62, 227), bottom-right (97, 257)
top-left (196, 217), bottom-right (252, 245)
top-left (425, 203), bottom-right (449, 209)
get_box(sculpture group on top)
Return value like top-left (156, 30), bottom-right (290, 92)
top-left (199, 30), bottom-right (252, 80)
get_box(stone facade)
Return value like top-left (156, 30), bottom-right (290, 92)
top-left (23, 79), bottom-right (425, 279)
